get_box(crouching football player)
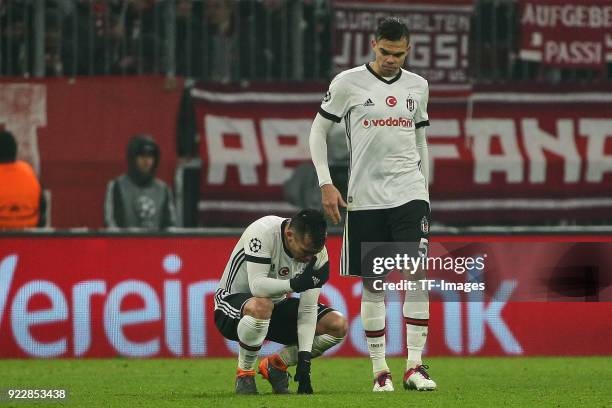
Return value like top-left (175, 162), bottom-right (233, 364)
top-left (214, 209), bottom-right (348, 394)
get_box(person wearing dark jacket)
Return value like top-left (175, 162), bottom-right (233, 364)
top-left (104, 134), bottom-right (176, 229)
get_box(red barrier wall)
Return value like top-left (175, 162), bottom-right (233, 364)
top-left (0, 77), bottom-right (182, 228)
top-left (1, 235), bottom-right (610, 358)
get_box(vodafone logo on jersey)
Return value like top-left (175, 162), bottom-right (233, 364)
top-left (362, 117), bottom-right (413, 129)
top-left (386, 96), bottom-right (397, 107)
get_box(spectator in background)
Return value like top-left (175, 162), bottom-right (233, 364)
top-left (45, 9), bottom-right (64, 76)
top-left (0, 3), bottom-right (32, 76)
top-left (235, 0), bottom-right (332, 81)
top-left (115, 0), bottom-right (160, 74)
top-left (0, 131), bottom-right (46, 229)
top-left (63, 0), bottom-right (159, 76)
top-left (206, 0), bottom-right (237, 81)
top-left (104, 134), bottom-right (176, 230)
top-left (63, 0), bottom-right (123, 75)
top-left (175, 0), bottom-right (203, 77)
top-left (237, 0), bottom-right (289, 80)
top-left (283, 162), bottom-right (322, 212)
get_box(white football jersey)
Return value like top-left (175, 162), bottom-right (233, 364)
top-left (320, 63), bottom-right (430, 211)
top-left (216, 215), bottom-right (329, 304)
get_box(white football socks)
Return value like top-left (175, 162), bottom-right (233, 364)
top-left (405, 321), bottom-right (428, 369)
top-left (278, 344), bottom-right (297, 366)
top-left (362, 288), bottom-right (388, 375)
top-left (237, 315), bottom-right (270, 371)
top-left (278, 334), bottom-right (345, 366)
top-left (403, 294), bottom-right (429, 370)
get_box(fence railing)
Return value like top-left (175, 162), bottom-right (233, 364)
top-left (0, 0), bottom-right (610, 83)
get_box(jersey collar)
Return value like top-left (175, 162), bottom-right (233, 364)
top-left (280, 219), bottom-right (293, 258)
top-left (365, 63), bottom-right (402, 84)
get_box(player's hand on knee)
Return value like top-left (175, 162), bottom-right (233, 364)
top-left (321, 184), bottom-right (347, 225)
top-left (295, 351), bottom-right (313, 394)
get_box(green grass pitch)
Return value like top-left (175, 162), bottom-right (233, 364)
top-left (1, 357), bottom-right (610, 407)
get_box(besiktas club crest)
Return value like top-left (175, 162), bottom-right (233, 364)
top-left (407, 97), bottom-right (415, 112)
top-left (420, 216), bottom-right (429, 234)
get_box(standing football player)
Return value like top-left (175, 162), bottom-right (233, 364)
top-left (214, 209), bottom-right (348, 394)
top-left (309, 17), bottom-right (436, 391)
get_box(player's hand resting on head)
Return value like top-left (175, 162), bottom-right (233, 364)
top-left (321, 184), bottom-right (347, 225)
top-left (289, 258), bottom-right (330, 293)
top-left (295, 351), bottom-right (313, 394)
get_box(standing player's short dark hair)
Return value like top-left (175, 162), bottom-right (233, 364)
top-left (0, 130), bottom-right (17, 163)
top-left (375, 17), bottom-right (410, 42)
top-left (289, 209), bottom-right (327, 250)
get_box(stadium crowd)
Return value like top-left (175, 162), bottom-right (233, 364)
top-left (1, 0), bottom-right (610, 82)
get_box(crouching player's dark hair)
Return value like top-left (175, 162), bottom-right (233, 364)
top-left (289, 209), bottom-right (327, 250)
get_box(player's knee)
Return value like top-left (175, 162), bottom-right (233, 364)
top-left (325, 311), bottom-right (348, 338)
top-left (243, 297), bottom-right (273, 319)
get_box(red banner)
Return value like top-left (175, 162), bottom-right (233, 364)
top-left (193, 83), bottom-right (612, 225)
top-left (1, 235), bottom-right (611, 358)
top-left (0, 77), bottom-right (182, 228)
top-left (518, 0), bottom-right (612, 68)
top-left (332, 1), bottom-right (473, 86)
